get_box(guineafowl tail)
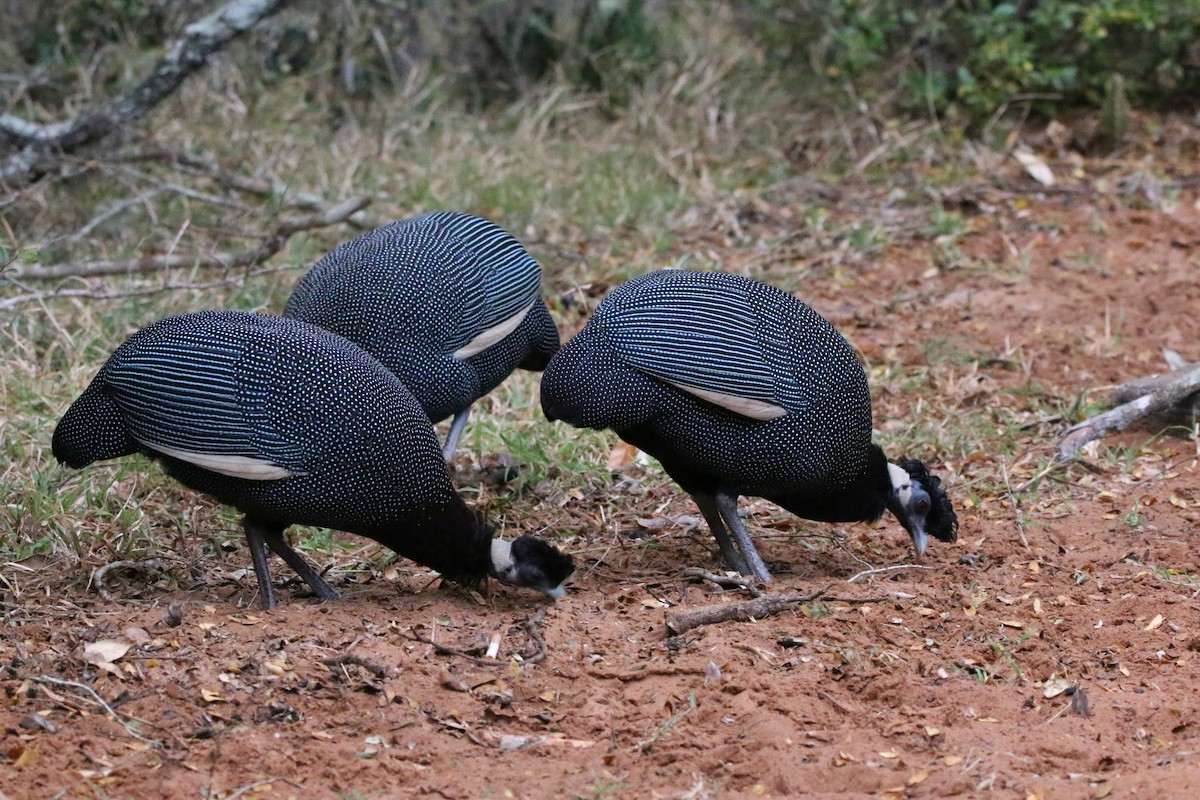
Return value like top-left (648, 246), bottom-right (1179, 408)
top-left (52, 383), bottom-right (139, 468)
top-left (518, 301), bottom-right (561, 372)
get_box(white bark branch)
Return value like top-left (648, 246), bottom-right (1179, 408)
top-left (0, 0), bottom-right (288, 183)
top-left (1057, 363), bottom-right (1200, 460)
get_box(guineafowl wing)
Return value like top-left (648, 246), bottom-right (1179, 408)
top-left (424, 212), bottom-right (544, 356)
top-left (596, 271), bottom-right (812, 420)
top-left (102, 320), bottom-right (308, 480)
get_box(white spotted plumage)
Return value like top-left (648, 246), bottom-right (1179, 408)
top-left (52, 311), bottom-right (575, 606)
top-left (283, 212), bottom-right (559, 428)
top-left (540, 269), bottom-right (945, 583)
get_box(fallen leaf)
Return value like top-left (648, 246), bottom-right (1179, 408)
top-left (200, 689), bottom-right (225, 704)
top-left (1043, 676), bottom-right (1071, 699)
top-left (924, 726), bottom-right (941, 737)
top-left (944, 755), bottom-right (964, 766)
top-left (83, 639), bottom-right (132, 666)
top-left (908, 770), bottom-right (930, 786)
top-left (606, 441), bottom-right (639, 469)
top-left (1013, 147), bottom-right (1055, 186)
top-left (12, 746), bottom-right (37, 768)
top-left (1144, 614), bottom-right (1164, 631)
top-left (440, 673), bottom-right (471, 693)
top-left (123, 627), bottom-right (152, 643)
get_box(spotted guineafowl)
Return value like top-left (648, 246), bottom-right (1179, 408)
top-left (540, 270), bottom-right (957, 582)
top-left (52, 311), bottom-right (574, 608)
top-left (284, 211), bottom-right (560, 459)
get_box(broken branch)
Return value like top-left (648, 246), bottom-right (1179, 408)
top-left (0, 0), bottom-right (286, 184)
top-left (12, 195), bottom-right (370, 280)
top-left (1057, 363), bottom-right (1200, 460)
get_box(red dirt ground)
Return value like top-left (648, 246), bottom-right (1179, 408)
top-left (5, 179), bottom-right (1200, 799)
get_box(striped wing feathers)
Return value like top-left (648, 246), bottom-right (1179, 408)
top-left (415, 213), bottom-right (541, 356)
top-left (104, 329), bottom-right (304, 480)
top-left (599, 275), bottom-right (792, 421)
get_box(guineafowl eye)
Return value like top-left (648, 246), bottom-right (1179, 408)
top-left (887, 458), bottom-right (959, 558)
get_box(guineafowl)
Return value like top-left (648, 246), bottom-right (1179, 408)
top-left (284, 211), bottom-right (560, 460)
top-left (540, 270), bottom-right (957, 582)
top-left (52, 311), bottom-right (574, 608)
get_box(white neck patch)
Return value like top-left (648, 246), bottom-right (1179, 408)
top-left (490, 538), bottom-right (515, 572)
top-left (887, 462), bottom-right (913, 506)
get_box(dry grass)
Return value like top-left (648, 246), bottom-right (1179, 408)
top-left (3, 6), bottom-right (1196, 605)
top-left (0, 16), bottom-right (818, 595)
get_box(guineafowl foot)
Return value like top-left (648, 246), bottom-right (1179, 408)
top-left (442, 407), bottom-right (471, 461)
top-left (262, 528), bottom-right (340, 602)
top-left (244, 519), bottom-right (279, 610)
top-left (694, 493), bottom-right (751, 576)
top-left (715, 494), bottom-right (773, 583)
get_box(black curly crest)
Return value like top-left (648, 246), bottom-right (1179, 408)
top-left (512, 535), bottom-right (576, 586)
top-left (898, 458), bottom-right (959, 543)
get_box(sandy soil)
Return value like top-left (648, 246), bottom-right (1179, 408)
top-left (5, 181), bottom-right (1200, 799)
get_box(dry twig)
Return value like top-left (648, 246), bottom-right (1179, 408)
top-left (32, 675), bottom-right (162, 747)
top-left (845, 564), bottom-right (931, 583)
top-left (321, 653), bottom-right (388, 680)
top-left (91, 559), bottom-right (169, 601)
top-left (665, 586), bottom-right (832, 635)
top-left (12, 196), bottom-right (370, 280)
top-left (680, 567), bottom-right (763, 597)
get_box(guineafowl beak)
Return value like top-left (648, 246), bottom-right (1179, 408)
top-left (886, 462), bottom-right (932, 559)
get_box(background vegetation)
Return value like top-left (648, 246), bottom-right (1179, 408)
top-left (1, 0), bottom-right (1197, 578)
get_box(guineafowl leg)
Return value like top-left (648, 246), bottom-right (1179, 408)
top-left (442, 406), bottom-right (471, 460)
top-left (261, 528), bottom-right (340, 602)
top-left (715, 493), bottom-right (773, 583)
top-left (693, 493), bottom-right (750, 575)
top-left (243, 519), bottom-right (278, 609)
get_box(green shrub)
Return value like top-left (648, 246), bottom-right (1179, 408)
top-left (747, 0), bottom-right (1200, 126)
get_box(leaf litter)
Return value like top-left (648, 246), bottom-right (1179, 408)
top-left (6, 194), bottom-right (1200, 798)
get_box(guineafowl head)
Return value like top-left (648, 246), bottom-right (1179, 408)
top-left (490, 535), bottom-right (575, 598)
top-left (885, 459), bottom-right (958, 557)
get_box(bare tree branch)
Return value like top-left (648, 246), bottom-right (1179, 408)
top-left (0, 264), bottom-right (296, 312)
top-left (0, 0), bottom-right (288, 184)
top-left (1057, 363), bottom-right (1200, 460)
top-left (9, 195), bottom-right (370, 281)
